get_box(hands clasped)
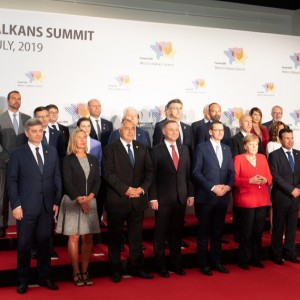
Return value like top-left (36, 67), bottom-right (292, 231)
top-left (125, 187), bottom-right (143, 198)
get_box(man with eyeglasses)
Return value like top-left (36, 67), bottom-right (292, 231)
top-left (262, 105), bottom-right (283, 129)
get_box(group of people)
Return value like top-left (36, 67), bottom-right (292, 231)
top-left (0, 91), bottom-right (299, 294)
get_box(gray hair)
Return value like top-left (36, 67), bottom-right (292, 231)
top-left (25, 118), bottom-right (42, 131)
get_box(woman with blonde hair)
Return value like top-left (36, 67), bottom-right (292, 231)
top-left (56, 128), bottom-right (101, 286)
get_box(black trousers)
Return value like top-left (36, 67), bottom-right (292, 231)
top-left (107, 209), bottom-right (144, 273)
top-left (17, 204), bottom-right (52, 284)
top-left (196, 202), bottom-right (228, 266)
top-left (271, 200), bottom-right (299, 259)
top-left (236, 206), bottom-right (267, 264)
top-left (153, 201), bottom-right (186, 271)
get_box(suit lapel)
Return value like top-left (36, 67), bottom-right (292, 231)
top-left (117, 139), bottom-right (134, 169)
top-left (163, 143), bottom-right (177, 170)
top-left (25, 144), bottom-right (42, 174)
top-left (207, 142), bottom-right (220, 168)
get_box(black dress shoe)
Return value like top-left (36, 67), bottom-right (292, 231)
top-left (272, 257), bottom-right (284, 265)
top-left (283, 256), bottom-right (300, 263)
top-left (170, 268), bottom-right (186, 275)
top-left (238, 262), bottom-right (249, 270)
top-left (157, 270), bottom-right (170, 278)
top-left (31, 249), bottom-right (37, 260)
top-left (212, 264), bottom-right (229, 274)
top-left (0, 228), bottom-right (6, 238)
top-left (181, 240), bottom-right (189, 248)
top-left (17, 283), bottom-right (28, 294)
top-left (129, 270), bottom-right (153, 279)
top-left (200, 265), bottom-right (212, 276)
top-left (250, 260), bottom-right (265, 268)
top-left (111, 272), bottom-right (122, 283)
top-left (39, 279), bottom-right (58, 290)
top-left (51, 249), bottom-right (59, 259)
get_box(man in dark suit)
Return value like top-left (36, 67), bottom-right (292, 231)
top-left (8, 118), bottom-right (62, 294)
top-left (193, 121), bottom-right (234, 276)
top-left (149, 120), bottom-right (194, 278)
top-left (108, 107), bottom-right (151, 148)
top-left (195, 102), bottom-right (232, 148)
top-left (152, 99), bottom-right (192, 151)
top-left (191, 104), bottom-right (210, 148)
top-left (262, 105), bottom-right (283, 129)
top-left (268, 128), bottom-right (300, 265)
top-left (88, 99), bottom-right (113, 149)
top-left (0, 90), bottom-right (31, 238)
top-left (103, 119), bottom-right (154, 283)
top-left (231, 114), bottom-right (263, 157)
top-left (46, 104), bottom-right (70, 150)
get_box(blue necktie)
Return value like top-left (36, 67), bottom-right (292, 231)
top-left (42, 131), bottom-right (48, 144)
top-left (35, 147), bottom-right (44, 174)
top-left (286, 151), bottom-right (295, 172)
top-left (127, 144), bottom-right (135, 167)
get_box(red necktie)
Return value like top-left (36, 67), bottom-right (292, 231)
top-left (170, 145), bottom-right (179, 170)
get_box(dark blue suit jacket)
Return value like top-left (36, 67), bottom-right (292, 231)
top-left (262, 120), bottom-right (273, 129)
top-left (90, 117), bottom-right (113, 149)
top-left (195, 122), bottom-right (232, 148)
top-left (192, 140), bottom-right (234, 205)
top-left (8, 143), bottom-right (62, 215)
top-left (108, 127), bottom-right (151, 148)
top-left (89, 137), bottom-right (102, 175)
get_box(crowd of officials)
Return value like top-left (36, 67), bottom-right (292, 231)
top-left (0, 90), bottom-right (299, 294)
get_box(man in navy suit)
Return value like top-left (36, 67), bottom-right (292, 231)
top-left (268, 128), bottom-right (300, 265)
top-left (8, 118), bottom-right (62, 294)
top-left (152, 99), bottom-right (192, 151)
top-left (103, 119), bottom-right (154, 283)
top-left (262, 105), bottom-right (283, 129)
top-left (195, 102), bottom-right (232, 148)
top-left (150, 120), bottom-right (194, 277)
top-left (88, 99), bottom-right (113, 149)
top-left (108, 107), bottom-right (151, 148)
top-left (0, 90), bottom-right (30, 238)
top-left (193, 121), bottom-right (234, 276)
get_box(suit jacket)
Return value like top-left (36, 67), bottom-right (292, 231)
top-left (45, 127), bottom-right (66, 166)
top-left (90, 117), bottom-right (113, 149)
top-left (262, 120), bottom-right (273, 129)
top-left (195, 122), bottom-right (232, 148)
top-left (51, 123), bottom-right (70, 151)
top-left (191, 119), bottom-right (206, 148)
top-left (8, 143), bottom-right (62, 215)
top-left (89, 137), bottom-right (102, 175)
top-left (192, 140), bottom-right (234, 205)
top-left (268, 148), bottom-right (300, 205)
top-left (63, 153), bottom-right (101, 200)
top-left (152, 119), bottom-right (193, 149)
top-left (0, 111), bottom-right (31, 168)
top-left (231, 131), bottom-right (264, 157)
top-left (103, 139), bottom-right (154, 214)
top-left (149, 143), bottom-right (194, 206)
top-left (108, 127), bottom-right (151, 148)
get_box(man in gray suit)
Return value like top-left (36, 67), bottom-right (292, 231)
top-left (0, 91), bottom-right (30, 237)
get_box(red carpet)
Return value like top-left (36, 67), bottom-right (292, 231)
top-left (1, 261), bottom-right (299, 300)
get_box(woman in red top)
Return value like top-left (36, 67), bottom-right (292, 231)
top-left (250, 107), bottom-right (269, 155)
top-left (233, 134), bottom-right (272, 270)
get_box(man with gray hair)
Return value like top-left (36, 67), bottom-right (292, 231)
top-left (108, 107), bottom-right (151, 147)
top-left (262, 105), bottom-right (284, 129)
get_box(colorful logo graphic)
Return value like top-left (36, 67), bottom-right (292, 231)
top-left (290, 53), bottom-right (300, 68)
top-left (192, 79), bottom-right (206, 89)
top-left (151, 41), bottom-right (175, 60)
top-left (224, 107), bottom-right (244, 125)
top-left (65, 103), bottom-right (89, 123)
top-left (25, 71), bottom-right (43, 83)
top-left (263, 82), bottom-right (275, 93)
top-left (224, 48), bottom-right (247, 65)
top-left (115, 75), bottom-right (131, 86)
top-left (290, 109), bottom-right (300, 126)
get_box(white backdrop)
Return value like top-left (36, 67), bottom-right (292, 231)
top-left (0, 8), bottom-right (300, 145)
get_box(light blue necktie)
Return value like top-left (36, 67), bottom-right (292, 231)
top-left (127, 144), bottom-right (135, 167)
top-left (286, 151), bottom-right (295, 173)
top-left (13, 113), bottom-right (18, 134)
top-left (216, 144), bottom-right (222, 167)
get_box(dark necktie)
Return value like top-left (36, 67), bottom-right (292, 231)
top-left (13, 113), bottom-right (18, 134)
top-left (95, 120), bottom-right (101, 140)
top-left (127, 144), bottom-right (135, 167)
top-left (286, 151), bottom-right (295, 172)
top-left (170, 145), bottom-right (179, 170)
top-left (35, 147), bottom-right (44, 174)
top-left (42, 131), bottom-right (48, 144)
top-left (52, 124), bottom-right (58, 130)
